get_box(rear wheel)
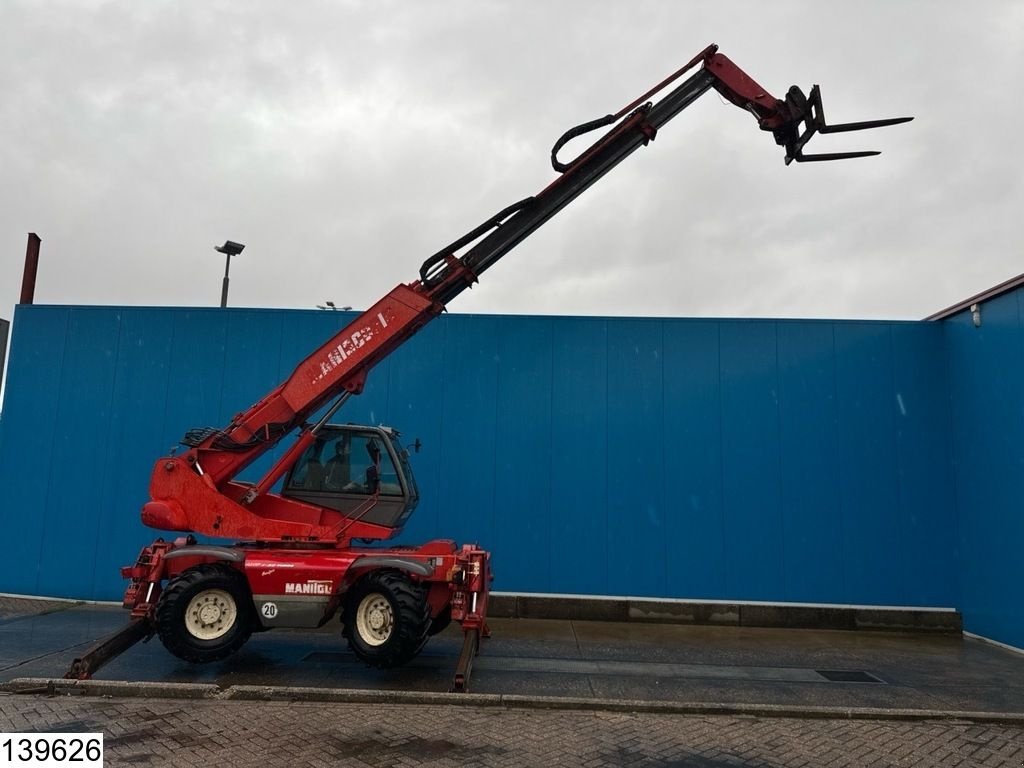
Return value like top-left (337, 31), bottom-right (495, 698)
top-left (342, 570), bottom-right (430, 668)
top-left (155, 563), bottom-right (254, 663)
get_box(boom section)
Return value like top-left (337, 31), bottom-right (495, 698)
top-left (182, 44), bottom-right (911, 488)
top-left (189, 284), bottom-right (442, 484)
top-left (419, 66), bottom-right (718, 304)
top-left (186, 52), bottom-right (719, 486)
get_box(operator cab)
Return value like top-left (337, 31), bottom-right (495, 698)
top-left (282, 425), bottom-right (419, 530)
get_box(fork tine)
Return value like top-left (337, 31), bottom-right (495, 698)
top-left (819, 117), bottom-right (914, 134)
top-left (789, 150), bottom-right (882, 164)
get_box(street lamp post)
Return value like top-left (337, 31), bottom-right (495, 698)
top-left (214, 240), bottom-right (245, 307)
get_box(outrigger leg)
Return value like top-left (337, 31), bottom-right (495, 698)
top-left (450, 628), bottom-right (478, 693)
top-left (63, 619), bottom-right (152, 680)
top-left (449, 622), bottom-right (490, 693)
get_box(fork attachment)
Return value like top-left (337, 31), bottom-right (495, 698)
top-left (774, 84), bottom-right (913, 164)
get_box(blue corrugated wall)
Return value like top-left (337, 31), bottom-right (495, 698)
top-left (0, 305), bottom-right (959, 608)
top-left (944, 287), bottom-right (1024, 650)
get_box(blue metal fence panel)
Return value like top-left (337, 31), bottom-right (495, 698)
top-left (1, 306), bottom-right (69, 595)
top-left (90, 308), bottom-right (176, 598)
top-left (776, 321), bottom-right (844, 603)
top-left (36, 309), bottom-right (122, 596)
top-left (437, 315), bottom-right (500, 553)
top-left (218, 310), bottom-right (286, 485)
top-left (606, 319), bottom-right (667, 597)
top-left (719, 321), bottom-right (784, 600)
top-left (382, 321), bottom-right (448, 543)
top-left (833, 323), bottom-right (904, 604)
top-left (945, 289), bottom-right (1024, 648)
top-left (0, 305), bottom-right (958, 607)
top-left (662, 321), bottom-right (724, 599)
top-left (158, 311), bottom-right (231, 511)
top-left (890, 323), bottom-right (957, 607)
top-left (549, 318), bottom-right (609, 595)
top-left (493, 316), bottom-right (553, 594)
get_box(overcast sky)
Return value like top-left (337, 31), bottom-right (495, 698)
top-left (2, 1), bottom-right (1022, 325)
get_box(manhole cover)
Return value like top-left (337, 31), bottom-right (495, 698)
top-left (816, 669), bottom-right (883, 683)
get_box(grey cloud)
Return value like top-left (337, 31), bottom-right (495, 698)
top-left (1, 1), bottom-right (1021, 327)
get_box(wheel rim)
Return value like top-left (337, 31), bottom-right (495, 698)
top-left (355, 592), bottom-right (394, 646)
top-left (184, 589), bottom-right (237, 641)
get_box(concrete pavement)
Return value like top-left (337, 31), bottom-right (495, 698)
top-left (4, 596), bottom-right (1024, 766)
top-left (3, 596), bottom-right (1024, 714)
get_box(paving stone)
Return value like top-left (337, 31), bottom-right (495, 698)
top-left (2, 695), bottom-right (1024, 767)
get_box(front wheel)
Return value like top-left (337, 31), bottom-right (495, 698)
top-left (342, 570), bottom-right (430, 668)
top-left (155, 563), bottom-right (254, 663)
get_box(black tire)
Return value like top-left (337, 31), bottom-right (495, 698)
top-left (155, 563), bottom-right (254, 664)
top-left (342, 569), bottom-right (430, 668)
top-left (427, 604), bottom-right (452, 636)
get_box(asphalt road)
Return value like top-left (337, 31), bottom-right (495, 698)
top-left (6, 596), bottom-right (1024, 766)
top-left (6, 600), bottom-right (1024, 714)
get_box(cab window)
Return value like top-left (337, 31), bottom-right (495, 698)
top-left (287, 433), bottom-right (401, 496)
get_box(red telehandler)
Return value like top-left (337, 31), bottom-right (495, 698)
top-left (65, 44), bottom-right (910, 691)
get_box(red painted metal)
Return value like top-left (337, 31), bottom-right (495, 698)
top-left (116, 537), bottom-right (491, 636)
top-left (20, 233), bottom-right (41, 305)
top-left (705, 53), bottom-right (790, 129)
top-left (192, 284), bottom-right (440, 488)
top-left (610, 44), bottom-right (718, 121)
top-left (143, 463), bottom-right (398, 543)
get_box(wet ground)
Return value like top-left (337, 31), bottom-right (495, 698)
top-left (3, 598), bottom-right (1024, 713)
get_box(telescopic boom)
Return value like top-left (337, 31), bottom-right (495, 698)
top-left (145, 44), bottom-right (911, 541)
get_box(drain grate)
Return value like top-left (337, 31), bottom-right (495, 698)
top-left (816, 669), bottom-right (883, 683)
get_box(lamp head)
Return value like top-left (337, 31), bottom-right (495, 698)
top-left (215, 240), bottom-right (245, 257)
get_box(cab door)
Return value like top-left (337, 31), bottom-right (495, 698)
top-left (281, 426), bottom-right (417, 529)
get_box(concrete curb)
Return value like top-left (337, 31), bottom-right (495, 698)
top-left (223, 685), bottom-right (504, 708)
top-left (0, 598), bottom-right (83, 626)
top-left (3, 679), bottom-right (221, 700)
top-left (487, 595), bottom-right (963, 634)
top-left (5, 678), bottom-right (1023, 725)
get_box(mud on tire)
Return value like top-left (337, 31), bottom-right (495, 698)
top-left (155, 563), bottom-right (255, 664)
top-left (342, 569), bottom-right (431, 668)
